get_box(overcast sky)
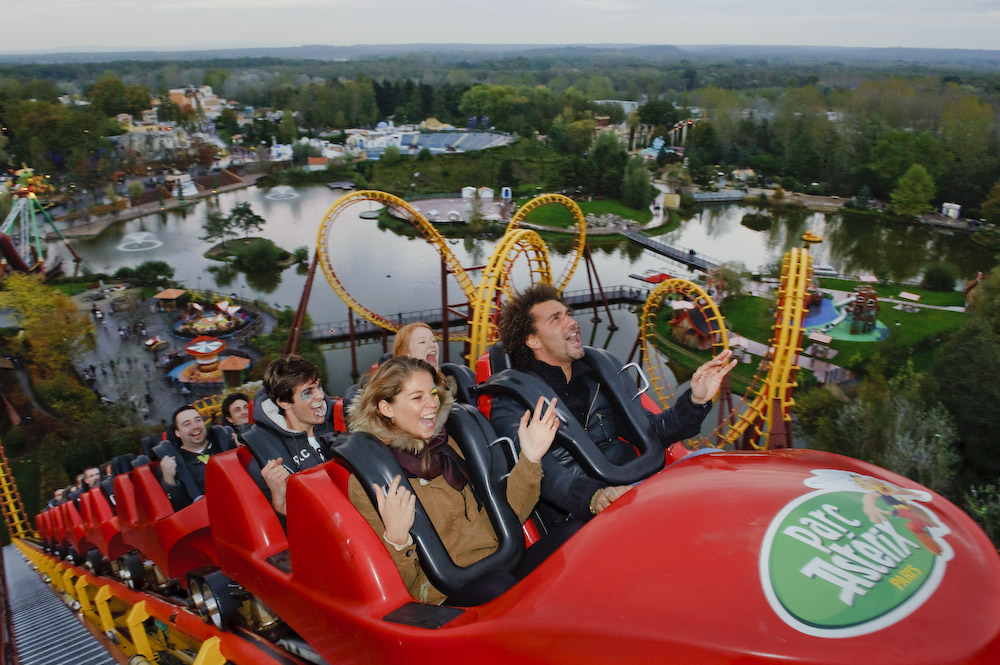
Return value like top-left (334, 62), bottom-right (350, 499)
top-left (3, 0), bottom-right (999, 54)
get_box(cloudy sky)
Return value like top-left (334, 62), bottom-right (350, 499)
top-left (4, 0), bottom-right (998, 54)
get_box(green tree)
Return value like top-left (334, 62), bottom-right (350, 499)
top-left (228, 202), bottom-right (266, 238)
top-left (277, 110), bottom-right (298, 144)
top-left (291, 142), bottom-right (321, 166)
top-left (232, 239), bottom-right (285, 272)
top-left (133, 260), bottom-right (175, 286)
top-left (637, 100), bottom-right (680, 128)
top-left (921, 261), bottom-right (958, 292)
top-left (932, 318), bottom-right (1000, 481)
top-left (981, 180), bottom-right (1000, 225)
top-left (380, 145), bottom-right (403, 166)
top-left (217, 108), bottom-right (240, 138)
top-left (588, 132), bottom-right (627, 197)
top-left (87, 72), bottom-right (127, 117)
top-left (621, 157), bottom-right (655, 210)
top-left (832, 363), bottom-right (958, 494)
top-left (964, 484), bottom-right (1000, 546)
top-left (122, 84), bottom-right (152, 116)
top-left (890, 164), bottom-right (935, 217)
top-left (201, 210), bottom-right (235, 247)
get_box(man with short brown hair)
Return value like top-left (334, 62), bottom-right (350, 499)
top-left (244, 355), bottom-right (339, 515)
top-left (491, 284), bottom-right (735, 524)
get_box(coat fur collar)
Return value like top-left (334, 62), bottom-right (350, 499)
top-left (347, 385), bottom-right (454, 454)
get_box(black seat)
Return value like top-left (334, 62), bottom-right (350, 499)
top-left (152, 425), bottom-right (235, 510)
top-left (488, 340), bottom-right (511, 373)
top-left (331, 403), bottom-right (523, 598)
top-left (481, 346), bottom-right (666, 486)
top-left (440, 363), bottom-right (477, 405)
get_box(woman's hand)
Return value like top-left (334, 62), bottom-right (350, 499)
top-left (374, 475), bottom-right (416, 547)
top-left (518, 396), bottom-right (560, 463)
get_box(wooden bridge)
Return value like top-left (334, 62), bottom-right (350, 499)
top-left (623, 232), bottom-right (721, 272)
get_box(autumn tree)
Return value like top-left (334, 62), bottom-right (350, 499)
top-left (0, 274), bottom-right (93, 377)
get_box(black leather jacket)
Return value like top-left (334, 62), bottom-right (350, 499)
top-left (490, 356), bottom-right (710, 521)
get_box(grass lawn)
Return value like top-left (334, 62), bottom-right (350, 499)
top-left (513, 197), bottom-right (653, 228)
top-left (51, 283), bottom-right (88, 296)
top-left (715, 293), bottom-right (966, 372)
top-left (205, 237), bottom-right (295, 266)
top-left (818, 278), bottom-right (965, 308)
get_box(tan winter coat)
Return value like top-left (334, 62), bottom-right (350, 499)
top-left (346, 393), bottom-right (541, 605)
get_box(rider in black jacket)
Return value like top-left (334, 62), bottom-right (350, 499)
top-left (241, 355), bottom-right (340, 515)
top-left (490, 284), bottom-right (735, 524)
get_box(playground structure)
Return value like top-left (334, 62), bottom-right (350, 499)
top-left (0, 167), bottom-right (80, 276)
top-left (849, 285), bottom-right (880, 335)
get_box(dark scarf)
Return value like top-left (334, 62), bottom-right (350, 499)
top-left (392, 429), bottom-right (471, 491)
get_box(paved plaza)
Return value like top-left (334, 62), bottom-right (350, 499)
top-left (70, 285), bottom-right (274, 427)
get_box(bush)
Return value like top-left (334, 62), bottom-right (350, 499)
top-left (922, 261), bottom-right (958, 292)
top-left (231, 239), bottom-right (287, 272)
top-left (417, 147), bottom-right (432, 162)
top-left (380, 145), bottom-right (403, 166)
top-left (964, 484), bottom-right (1000, 547)
top-left (779, 177), bottom-right (799, 192)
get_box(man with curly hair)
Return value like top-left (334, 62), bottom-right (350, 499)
top-left (491, 283), bottom-right (735, 525)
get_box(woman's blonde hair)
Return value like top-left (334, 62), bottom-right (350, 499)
top-left (391, 322), bottom-right (434, 359)
top-left (348, 356), bottom-right (449, 455)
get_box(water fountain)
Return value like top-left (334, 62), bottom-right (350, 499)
top-left (266, 186), bottom-right (299, 200)
top-left (117, 231), bottom-right (164, 252)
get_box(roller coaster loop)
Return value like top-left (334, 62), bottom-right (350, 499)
top-left (467, 228), bottom-right (552, 365)
top-left (316, 190), bottom-right (478, 337)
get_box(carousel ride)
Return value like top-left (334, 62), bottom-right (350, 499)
top-left (14, 191), bottom-right (1000, 665)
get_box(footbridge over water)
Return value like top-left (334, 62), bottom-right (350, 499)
top-left (303, 285), bottom-right (652, 344)
top-left (624, 232), bottom-right (721, 272)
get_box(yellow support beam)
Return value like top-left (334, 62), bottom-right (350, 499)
top-left (193, 636), bottom-right (228, 665)
top-left (94, 585), bottom-right (116, 637)
top-left (125, 601), bottom-right (155, 661)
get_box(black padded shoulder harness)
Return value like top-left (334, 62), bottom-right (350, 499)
top-left (481, 346), bottom-right (665, 485)
top-left (331, 402), bottom-right (524, 597)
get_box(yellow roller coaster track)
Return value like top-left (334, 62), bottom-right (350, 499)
top-left (505, 194), bottom-right (586, 293)
top-left (0, 436), bottom-right (33, 539)
top-left (467, 229), bottom-right (553, 366)
top-left (707, 246), bottom-right (812, 450)
top-left (316, 190), bottom-right (478, 336)
top-left (638, 279), bottom-right (729, 410)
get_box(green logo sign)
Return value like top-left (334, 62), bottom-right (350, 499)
top-left (760, 469), bottom-right (952, 638)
